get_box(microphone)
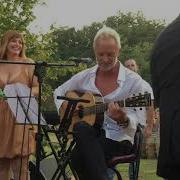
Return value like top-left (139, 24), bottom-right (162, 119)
top-left (69, 57), bottom-right (92, 63)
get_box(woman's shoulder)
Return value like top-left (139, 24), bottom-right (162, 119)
top-left (23, 58), bottom-right (35, 63)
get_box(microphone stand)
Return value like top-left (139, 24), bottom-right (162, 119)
top-left (51, 96), bottom-right (90, 180)
top-left (0, 60), bottom-right (76, 179)
top-left (32, 61), bottom-right (75, 179)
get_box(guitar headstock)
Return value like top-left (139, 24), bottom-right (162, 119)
top-left (125, 93), bottom-right (151, 107)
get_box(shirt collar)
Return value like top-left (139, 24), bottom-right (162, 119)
top-left (89, 65), bottom-right (98, 77)
top-left (89, 62), bottom-right (126, 83)
top-left (118, 62), bottom-right (126, 83)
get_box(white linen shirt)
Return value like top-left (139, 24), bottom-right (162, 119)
top-left (54, 63), bottom-right (144, 144)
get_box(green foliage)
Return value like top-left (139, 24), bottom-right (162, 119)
top-left (0, 0), bottom-right (42, 34)
top-left (103, 11), bottom-right (165, 82)
top-left (0, 0), bottom-right (57, 109)
top-left (51, 11), bottom-right (165, 84)
top-left (0, 2), bottom-right (166, 110)
top-left (50, 22), bottom-right (103, 60)
top-left (121, 42), bottom-right (153, 81)
top-left (105, 11), bottom-right (165, 46)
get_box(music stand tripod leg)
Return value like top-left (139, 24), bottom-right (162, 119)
top-left (52, 100), bottom-right (80, 180)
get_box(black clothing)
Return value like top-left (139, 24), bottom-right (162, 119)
top-left (150, 14), bottom-right (180, 179)
top-left (71, 121), bottom-right (133, 180)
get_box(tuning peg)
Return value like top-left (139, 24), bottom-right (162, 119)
top-left (134, 108), bottom-right (136, 111)
top-left (139, 107), bottom-right (142, 110)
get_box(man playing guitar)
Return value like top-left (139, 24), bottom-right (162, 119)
top-left (54, 26), bottom-right (148, 180)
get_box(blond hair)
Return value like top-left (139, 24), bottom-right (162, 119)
top-left (0, 30), bottom-right (26, 60)
top-left (93, 26), bottom-right (121, 49)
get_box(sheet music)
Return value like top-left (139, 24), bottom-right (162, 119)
top-left (4, 83), bottom-right (46, 125)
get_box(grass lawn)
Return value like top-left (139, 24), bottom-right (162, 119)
top-left (116, 159), bottom-right (162, 180)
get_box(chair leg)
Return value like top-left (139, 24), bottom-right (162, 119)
top-left (135, 160), bottom-right (140, 180)
top-left (129, 162), bottom-right (136, 180)
top-left (110, 167), bottom-right (123, 180)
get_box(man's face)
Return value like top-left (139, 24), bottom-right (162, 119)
top-left (94, 37), bottom-right (120, 71)
top-left (124, 59), bottom-right (138, 72)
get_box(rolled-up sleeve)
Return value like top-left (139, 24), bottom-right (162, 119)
top-left (124, 107), bottom-right (139, 138)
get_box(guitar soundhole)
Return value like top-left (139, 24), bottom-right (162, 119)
top-left (78, 105), bottom-right (84, 118)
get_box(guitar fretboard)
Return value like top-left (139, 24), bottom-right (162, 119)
top-left (80, 100), bottom-right (125, 115)
top-left (78, 92), bottom-right (151, 116)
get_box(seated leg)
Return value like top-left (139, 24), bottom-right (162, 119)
top-left (71, 121), bottom-right (133, 180)
top-left (71, 121), bottom-right (109, 180)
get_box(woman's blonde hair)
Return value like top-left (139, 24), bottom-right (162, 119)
top-left (0, 30), bottom-right (26, 60)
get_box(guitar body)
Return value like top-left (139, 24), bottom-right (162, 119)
top-left (60, 91), bottom-right (104, 133)
top-left (59, 90), bottom-right (151, 136)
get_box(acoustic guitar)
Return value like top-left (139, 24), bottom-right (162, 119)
top-left (59, 91), bottom-right (151, 133)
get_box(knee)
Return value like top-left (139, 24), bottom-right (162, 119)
top-left (73, 121), bottom-right (95, 140)
top-left (73, 121), bottom-right (91, 133)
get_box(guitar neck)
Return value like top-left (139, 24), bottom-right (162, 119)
top-left (83, 100), bottom-right (125, 115)
top-left (79, 92), bottom-right (151, 116)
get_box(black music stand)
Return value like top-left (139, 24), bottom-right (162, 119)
top-left (3, 83), bottom-right (45, 180)
top-left (4, 83), bottom-right (46, 126)
top-left (46, 96), bottom-right (89, 180)
top-left (31, 61), bottom-right (76, 179)
top-left (30, 96), bottom-right (90, 180)
top-left (0, 60), bottom-right (75, 179)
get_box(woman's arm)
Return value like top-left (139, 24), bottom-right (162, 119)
top-left (26, 59), bottom-right (39, 96)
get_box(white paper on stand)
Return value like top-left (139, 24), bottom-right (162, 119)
top-left (4, 83), bottom-right (47, 125)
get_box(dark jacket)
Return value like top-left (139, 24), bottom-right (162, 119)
top-left (150, 14), bottom-right (180, 179)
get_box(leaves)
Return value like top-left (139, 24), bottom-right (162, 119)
top-left (0, 0), bottom-right (42, 33)
top-left (0, 4), bottom-right (165, 110)
top-left (50, 11), bottom-right (165, 83)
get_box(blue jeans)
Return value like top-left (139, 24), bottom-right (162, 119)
top-left (107, 168), bottom-right (115, 179)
